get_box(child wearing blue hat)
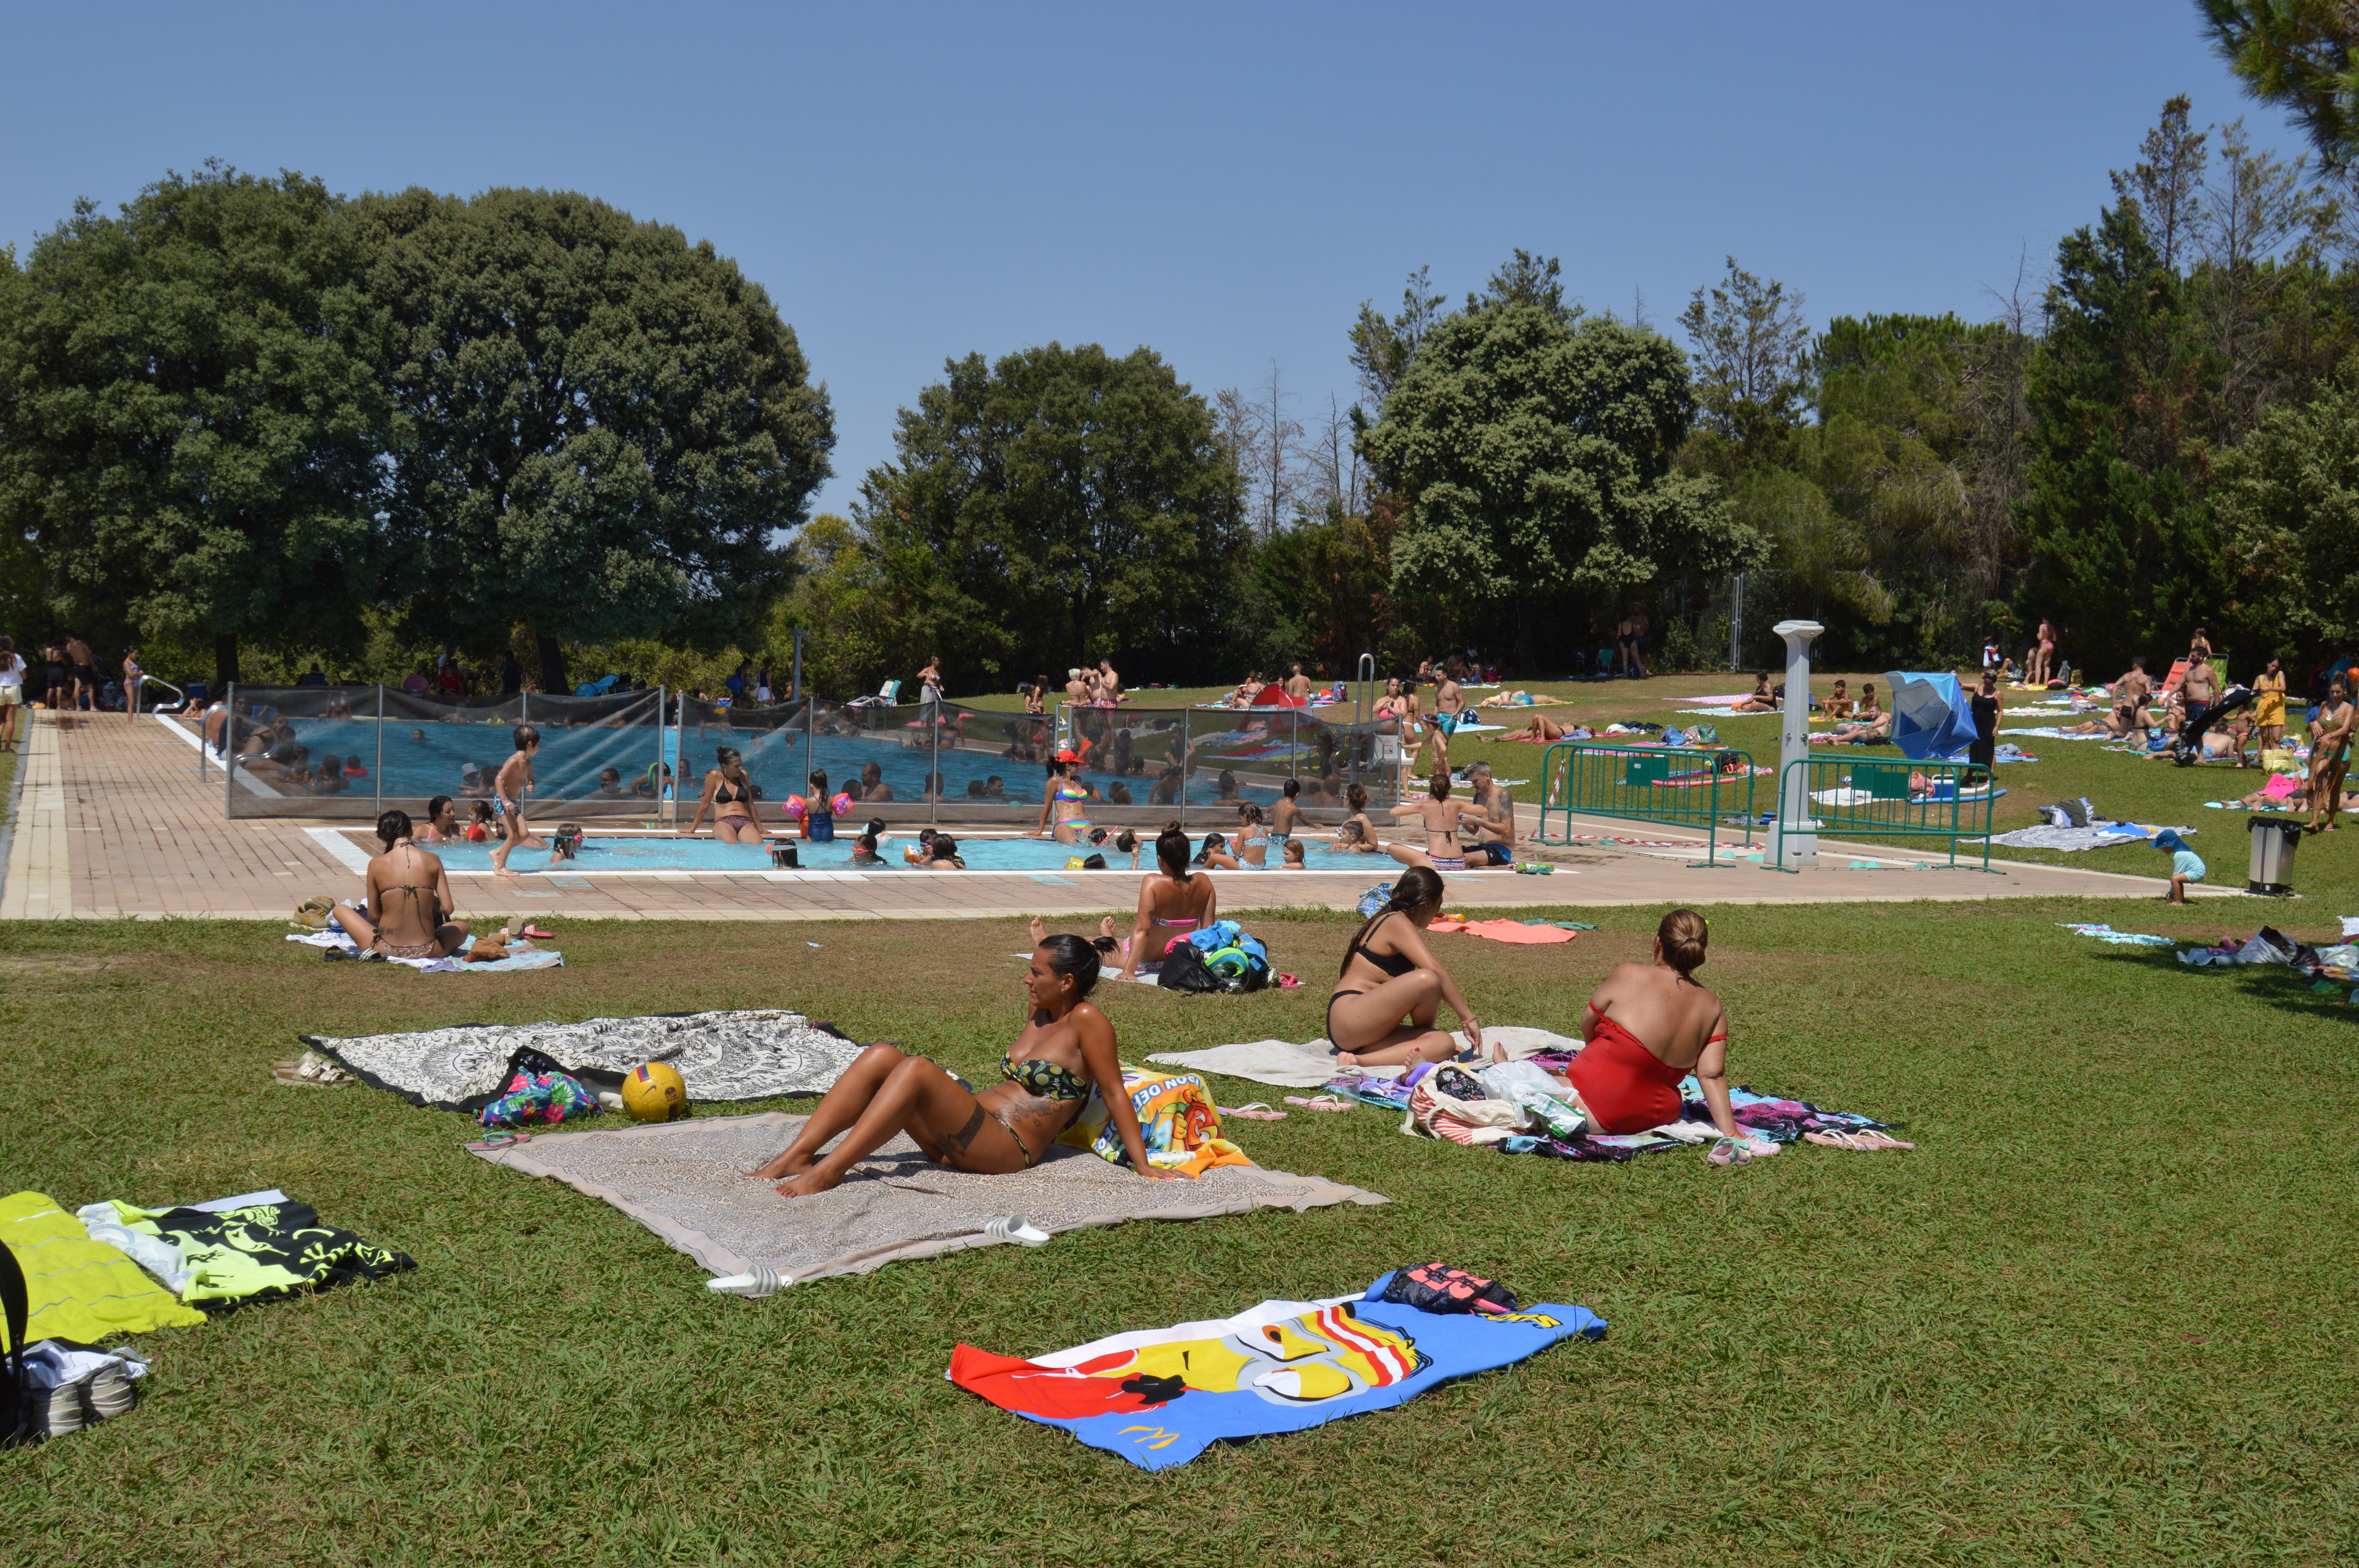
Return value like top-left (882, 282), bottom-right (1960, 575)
top-left (2154, 829), bottom-right (2205, 903)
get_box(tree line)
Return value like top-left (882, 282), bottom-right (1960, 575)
top-left (15, 52), bottom-right (2359, 700)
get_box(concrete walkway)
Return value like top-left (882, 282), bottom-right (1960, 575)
top-left (0, 711), bottom-right (2216, 922)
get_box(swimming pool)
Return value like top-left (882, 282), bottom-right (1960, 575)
top-left (239, 711), bottom-right (1378, 813)
top-left (408, 833), bottom-right (1407, 874)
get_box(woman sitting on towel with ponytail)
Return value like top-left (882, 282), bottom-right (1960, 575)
top-left (1564, 909), bottom-right (1743, 1140)
top-left (1105, 823), bottom-right (1218, 980)
top-left (749, 934), bottom-right (1178, 1196)
top-left (1327, 866), bottom-right (1485, 1069)
top-left (334, 810), bottom-right (471, 960)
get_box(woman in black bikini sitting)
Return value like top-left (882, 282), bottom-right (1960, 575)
top-left (685, 746), bottom-right (768, 844)
top-left (749, 935), bottom-right (1178, 1196)
top-left (1327, 866), bottom-right (1484, 1069)
top-left (334, 810), bottom-right (471, 959)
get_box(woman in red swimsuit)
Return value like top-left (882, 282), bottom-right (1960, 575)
top-left (1566, 909), bottom-right (1743, 1139)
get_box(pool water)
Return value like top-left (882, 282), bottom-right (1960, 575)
top-left (416, 833), bottom-right (1399, 873)
top-left (244, 712), bottom-right (1375, 812)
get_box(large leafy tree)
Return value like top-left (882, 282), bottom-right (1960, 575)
top-left (2017, 201), bottom-right (2230, 670)
top-left (1363, 302), bottom-right (1757, 668)
top-left (2214, 368), bottom-right (2359, 650)
top-left (356, 188), bottom-right (832, 692)
top-left (854, 343), bottom-right (1247, 686)
top-left (0, 165), bottom-right (389, 686)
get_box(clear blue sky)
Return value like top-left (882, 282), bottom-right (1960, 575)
top-left (0, 1), bottom-right (2308, 518)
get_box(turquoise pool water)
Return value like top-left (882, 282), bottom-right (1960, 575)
top-left (247, 713), bottom-right (1356, 812)
top-left (417, 833), bottom-right (1395, 873)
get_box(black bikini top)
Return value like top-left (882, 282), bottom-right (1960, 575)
top-left (1345, 911), bottom-right (1418, 978)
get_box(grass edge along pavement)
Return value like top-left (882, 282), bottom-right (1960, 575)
top-left (3, 898), bottom-right (2355, 1566)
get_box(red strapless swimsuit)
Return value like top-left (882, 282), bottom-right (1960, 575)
top-left (1568, 1011), bottom-right (1693, 1134)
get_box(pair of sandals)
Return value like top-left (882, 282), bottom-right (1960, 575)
top-left (1803, 1129), bottom-right (1915, 1152)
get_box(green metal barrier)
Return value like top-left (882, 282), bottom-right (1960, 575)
top-left (1534, 743), bottom-right (1759, 866)
top-left (1768, 756), bottom-right (1996, 871)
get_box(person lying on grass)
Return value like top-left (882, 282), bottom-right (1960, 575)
top-left (1561, 908), bottom-right (1743, 1140)
top-left (1327, 866), bottom-right (1484, 1069)
top-left (749, 934), bottom-right (1177, 1195)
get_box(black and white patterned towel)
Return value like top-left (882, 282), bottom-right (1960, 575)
top-left (303, 1011), bottom-right (865, 1111)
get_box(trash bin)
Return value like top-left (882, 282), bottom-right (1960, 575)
top-left (2248, 815), bottom-right (2301, 895)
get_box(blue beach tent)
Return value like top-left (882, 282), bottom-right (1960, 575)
top-left (1884, 671), bottom-right (1977, 760)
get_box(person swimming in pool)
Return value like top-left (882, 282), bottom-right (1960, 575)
top-left (1563, 909), bottom-right (1743, 1140)
top-left (1107, 824), bottom-right (1219, 980)
top-left (920, 832), bottom-right (967, 869)
top-left (414, 796), bottom-right (464, 842)
top-left (333, 809), bottom-right (470, 960)
top-left (685, 746), bottom-right (769, 844)
top-left (1270, 777), bottom-right (1304, 849)
top-left (1231, 801), bottom-right (1273, 867)
top-left (1327, 866), bottom-right (1483, 1069)
top-left (748, 935), bottom-right (1176, 1195)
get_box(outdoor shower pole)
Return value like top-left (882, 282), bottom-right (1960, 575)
top-left (1730, 574), bottom-right (1745, 671)
top-left (791, 629), bottom-right (803, 702)
top-left (374, 684), bottom-right (384, 818)
top-left (1772, 619), bottom-right (1824, 869)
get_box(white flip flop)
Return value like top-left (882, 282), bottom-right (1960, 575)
top-left (707, 1264), bottom-right (789, 1297)
top-left (983, 1216), bottom-right (1050, 1247)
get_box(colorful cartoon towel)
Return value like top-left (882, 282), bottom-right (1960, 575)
top-left (948, 1271), bottom-right (1604, 1470)
top-left (1056, 1070), bottom-right (1254, 1177)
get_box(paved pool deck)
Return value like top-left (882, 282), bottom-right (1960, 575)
top-left (0, 710), bottom-right (2223, 922)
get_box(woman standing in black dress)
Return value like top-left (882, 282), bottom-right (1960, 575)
top-left (1968, 671), bottom-right (2001, 782)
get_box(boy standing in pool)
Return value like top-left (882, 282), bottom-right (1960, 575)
top-left (490, 725), bottom-right (543, 878)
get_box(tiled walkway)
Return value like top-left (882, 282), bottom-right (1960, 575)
top-left (0, 711), bottom-right (2210, 922)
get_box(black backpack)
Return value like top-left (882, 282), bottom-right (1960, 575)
top-left (0, 1238), bottom-right (41, 1448)
top-left (1156, 942), bottom-right (1225, 993)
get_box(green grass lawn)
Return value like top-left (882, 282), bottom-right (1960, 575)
top-left (4, 894), bottom-right (2356, 1565)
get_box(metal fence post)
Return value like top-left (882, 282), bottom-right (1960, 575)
top-left (1179, 706), bottom-right (1190, 831)
top-left (929, 701), bottom-right (939, 825)
top-left (374, 684), bottom-right (384, 818)
top-left (224, 681), bottom-right (236, 818)
top-left (652, 685), bottom-right (665, 822)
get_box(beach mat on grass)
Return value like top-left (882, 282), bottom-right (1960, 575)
top-left (474, 1112), bottom-right (1385, 1286)
top-left (1146, 1029), bottom-right (1581, 1089)
top-left (285, 930), bottom-right (563, 972)
top-left (950, 1270), bottom-right (1603, 1470)
top-left (304, 1010), bottom-right (864, 1112)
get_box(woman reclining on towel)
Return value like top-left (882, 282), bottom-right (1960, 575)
top-left (1560, 909), bottom-right (1743, 1140)
top-left (750, 935), bottom-right (1177, 1195)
